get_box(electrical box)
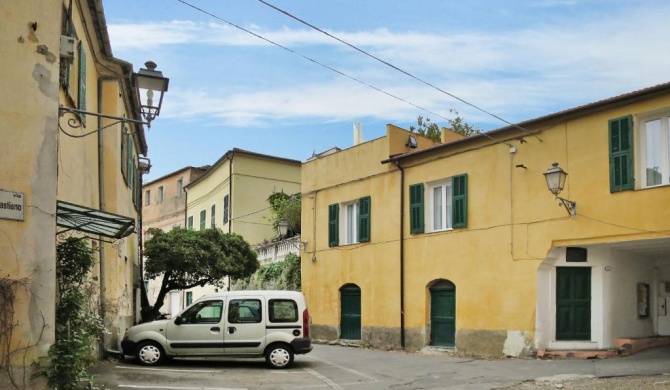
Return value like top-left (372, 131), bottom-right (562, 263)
top-left (661, 282), bottom-right (670, 297)
top-left (60, 35), bottom-right (76, 62)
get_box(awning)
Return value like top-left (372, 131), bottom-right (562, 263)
top-left (56, 200), bottom-right (136, 239)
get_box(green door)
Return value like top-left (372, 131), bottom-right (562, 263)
top-left (340, 285), bottom-right (361, 340)
top-left (430, 281), bottom-right (456, 347)
top-left (556, 267), bottom-right (591, 341)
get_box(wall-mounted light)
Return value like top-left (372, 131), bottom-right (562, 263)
top-left (543, 162), bottom-right (576, 218)
top-left (278, 219), bottom-right (307, 250)
top-left (133, 61), bottom-right (169, 128)
top-left (406, 135), bottom-right (418, 148)
top-left (59, 60), bottom-right (168, 137)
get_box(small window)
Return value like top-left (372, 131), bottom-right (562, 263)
top-left (199, 210), bottom-right (206, 230)
top-left (228, 299), bottom-right (262, 323)
top-left (269, 299), bottom-right (298, 323)
top-left (410, 174), bottom-right (467, 234)
top-left (211, 204), bottom-right (216, 228)
top-left (223, 194), bottom-right (229, 224)
top-left (157, 186), bottom-right (164, 203)
top-left (144, 190), bottom-right (150, 206)
top-left (187, 216), bottom-right (194, 230)
top-left (177, 178), bottom-right (184, 197)
top-left (328, 196), bottom-right (371, 247)
top-left (186, 291), bottom-right (193, 306)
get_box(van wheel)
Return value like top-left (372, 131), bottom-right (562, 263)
top-left (265, 344), bottom-right (294, 369)
top-left (135, 341), bottom-right (165, 366)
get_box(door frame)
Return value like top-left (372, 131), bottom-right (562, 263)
top-left (429, 279), bottom-right (456, 347)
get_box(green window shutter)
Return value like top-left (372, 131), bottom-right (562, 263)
top-left (452, 174), bottom-right (468, 228)
top-left (199, 210), bottom-right (206, 230)
top-left (358, 196), bottom-right (371, 243)
top-left (126, 137), bottom-right (134, 187)
top-left (409, 184), bottom-right (424, 234)
top-left (609, 115), bottom-right (634, 192)
top-left (77, 42), bottom-right (87, 125)
top-left (187, 216), bottom-right (193, 230)
top-left (328, 203), bottom-right (339, 247)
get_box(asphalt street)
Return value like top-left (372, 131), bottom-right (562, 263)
top-left (89, 344), bottom-right (670, 390)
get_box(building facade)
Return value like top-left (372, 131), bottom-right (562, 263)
top-left (1, 0), bottom-right (150, 380)
top-left (301, 84), bottom-right (670, 357)
top-left (179, 149), bottom-right (301, 307)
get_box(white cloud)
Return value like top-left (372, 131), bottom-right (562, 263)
top-left (109, 3), bottom-right (670, 129)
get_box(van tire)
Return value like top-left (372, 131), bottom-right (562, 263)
top-left (135, 341), bottom-right (165, 366)
top-left (265, 344), bottom-right (294, 369)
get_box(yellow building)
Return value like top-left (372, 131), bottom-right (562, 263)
top-left (182, 149), bottom-right (301, 303)
top-left (301, 83), bottom-right (670, 357)
top-left (0, 0), bottom-right (158, 380)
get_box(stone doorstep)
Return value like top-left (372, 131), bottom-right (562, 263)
top-left (537, 336), bottom-right (670, 360)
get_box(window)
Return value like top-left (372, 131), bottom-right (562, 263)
top-left (157, 186), bottom-right (164, 203)
top-left (144, 190), bottom-right (150, 206)
top-left (609, 116), bottom-right (634, 192)
top-left (210, 204), bottom-right (216, 228)
top-left (228, 299), bottom-right (262, 323)
top-left (144, 231), bottom-right (152, 242)
top-left (410, 174), bottom-right (468, 234)
top-left (187, 215), bottom-right (194, 230)
top-left (223, 194), bottom-right (229, 224)
top-left (328, 196), bottom-right (371, 247)
top-left (638, 113), bottom-right (670, 188)
top-left (186, 291), bottom-right (193, 306)
top-left (177, 178), bottom-right (184, 197)
top-left (180, 300), bottom-right (223, 324)
top-left (269, 299), bottom-right (298, 322)
top-left (199, 210), bottom-right (206, 230)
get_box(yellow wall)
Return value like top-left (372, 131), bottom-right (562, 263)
top-left (301, 93), bottom-right (670, 354)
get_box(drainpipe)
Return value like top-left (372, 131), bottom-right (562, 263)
top-left (395, 161), bottom-right (406, 349)
top-left (227, 151), bottom-right (234, 290)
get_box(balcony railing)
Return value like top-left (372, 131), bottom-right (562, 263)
top-left (255, 236), bottom-right (300, 265)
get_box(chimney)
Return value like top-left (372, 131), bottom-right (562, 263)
top-left (353, 122), bottom-right (364, 145)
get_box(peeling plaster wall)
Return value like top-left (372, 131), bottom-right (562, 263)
top-left (0, 1), bottom-right (61, 366)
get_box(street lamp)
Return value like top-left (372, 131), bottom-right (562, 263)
top-left (133, 61), bottom-right (170, 128)
top-left (278, 220), bottom-right (290, 238)
top-left (543, 162), bottom-right (577, 218)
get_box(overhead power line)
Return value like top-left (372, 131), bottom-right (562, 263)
top-left (175, 0), bottom-right (451, 122)
top-left (256, 0), bottom-right (538, 138)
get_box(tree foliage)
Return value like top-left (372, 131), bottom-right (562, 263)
top-left (142, 228), bottom-right (259, 322)
top-left (267, 192), bottom-right (301, 238)
top-left (409, 110), bottom-right (481, 141)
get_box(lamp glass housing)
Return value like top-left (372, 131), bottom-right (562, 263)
top-left (134, 61), bottom-right (169, 126)
top-left (278, 220), bottom-right (289, 237)
top-left (544, 163), bottom-right (568, 196)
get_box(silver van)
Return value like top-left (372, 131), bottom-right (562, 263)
top-left (121, 290), bottom-right (312, 368)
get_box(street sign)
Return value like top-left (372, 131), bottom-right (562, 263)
top-left (0, 189), bottom-right (24, 221)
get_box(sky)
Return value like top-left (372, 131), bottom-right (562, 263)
top-left (102, 0), bottom-right (670, 182)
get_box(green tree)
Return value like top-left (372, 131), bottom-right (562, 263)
top-left (142, 228), bottom-right (259, 322)
top-left (267, 192), bottom-right (301, 237)
top-left (409, 110), bottom-right (481, 141)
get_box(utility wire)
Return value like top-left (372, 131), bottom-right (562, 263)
top-left (255, 0), bottom-right (539, 139)
top-left (175, 0), bottom-right (451, 122)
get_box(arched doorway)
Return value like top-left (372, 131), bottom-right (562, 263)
top-left (340, 284), bottom-right (361, 340)
top-left (429, 280), bottom-right (455, 347)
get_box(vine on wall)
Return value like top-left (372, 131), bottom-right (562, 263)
top-left (232, 253), bottom-right (301, 291)
top-left (34, 237), bottom-right (104, 390)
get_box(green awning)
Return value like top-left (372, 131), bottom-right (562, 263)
top-left (56, 200), bottom-right (136, 239)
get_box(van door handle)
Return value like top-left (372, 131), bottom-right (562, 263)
top-left (210, 327), bottom-right (220, 332)
top-left (228, 327), bottom-right (236, 334)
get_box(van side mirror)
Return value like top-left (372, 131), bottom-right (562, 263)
top-left (174, 316), bottom-right (183, 325)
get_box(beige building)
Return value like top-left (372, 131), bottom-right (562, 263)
top-left (141, 166), bottom-right (207, 312)
top-left (180, 148), bottom-right (301, 306)
top-left (0, 0), bottom-right (164, 382)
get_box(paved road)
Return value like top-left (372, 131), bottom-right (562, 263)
top-left (90, 344), bottom-right (670, 390)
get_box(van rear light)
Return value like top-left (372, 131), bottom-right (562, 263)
top-left (302, 308), bottom-right (310, 338)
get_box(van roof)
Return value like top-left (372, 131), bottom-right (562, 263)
top-left (197, 290), bottom-right (305, 300)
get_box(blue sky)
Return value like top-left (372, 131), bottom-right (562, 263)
top-left (103, 0), bottom-right (670, 182)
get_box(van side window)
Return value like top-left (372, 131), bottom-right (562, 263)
top-left (228, 299), bottom-right (262, 323)
top-left (269, 299), bottom-right (298, 323)
top-left (181, 300), bottom-right (223, 324)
